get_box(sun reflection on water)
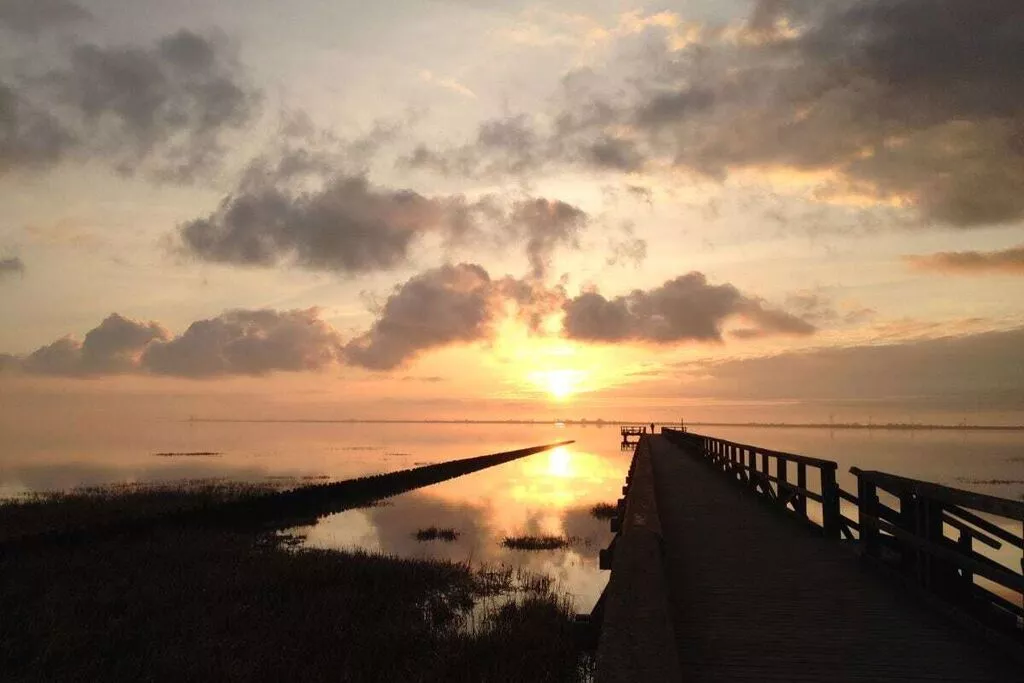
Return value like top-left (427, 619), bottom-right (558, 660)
top-left (547, 446), bottom-right (572, 477)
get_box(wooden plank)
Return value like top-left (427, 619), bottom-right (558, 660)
top-left (597, 437), bottom-right (680, 683)
top-left (642, 436), bottom-right (1021, 683)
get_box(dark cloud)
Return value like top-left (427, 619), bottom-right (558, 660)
top-left (562, 272), bottom-right (814, 343)
top-left (688, 326), bottom-right (1024, 409)
top-left (638, 0), bottom-right (1024, 225)
top-left (410, 0), bottom-right (1024, 227)
top-left (50, 30), bottom-right (259, 180)
top-left (2, 30), bottom-right (259, 180)
top-left (141, 309), bottom-right (344, 377)
top-left (0, 0), bottom-right (90, 34)
top-left (507, 198), bottom-right (587, 279)
top-left (179, 151), bottom-right (589, 276)
top-left (21, 337), bottom-right (82, 376)
top-left (0, 255), bottom-right (26, 279)
top-left (178, 175), bottom-right (472, 273)
top-left (905, 245), bottom-right (1024, 275)
top-left (400, 114), bottom-right (543, 177)
top-left (4, 309), bottom-right (345, 378)
top-left (21, 314), bottom-right (167, 376)
top-left (81, 313), bottom-right (168, 373)
top-left (0, 83), bottom-right (74, 171)
top-left (584, 136), bottom-right (645, 172)
top-left (343, 264), bottom-right (497, 370)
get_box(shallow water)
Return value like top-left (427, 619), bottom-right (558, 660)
top-left (2, 420), bottom-right (1022, 612)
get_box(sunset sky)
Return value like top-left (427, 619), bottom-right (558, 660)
top-left (1, 0), bottom-right (1023, 425)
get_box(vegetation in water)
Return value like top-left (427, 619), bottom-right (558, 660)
top-left (415, 526), bottom-right (461, 542)
top-left (502, 535), bottom-right (580, 551)
top-left (0, 484), bottom-right (590, 682)
top-left (589, 502), bottom-right (617, 520)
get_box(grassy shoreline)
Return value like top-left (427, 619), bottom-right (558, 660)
top-left (1, 484), bottom-right (590, 682)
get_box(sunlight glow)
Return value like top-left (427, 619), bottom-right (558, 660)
top-left (530, 368), bottom-right (588, 401)
top-left (547, 446), bottom-right (572, 477)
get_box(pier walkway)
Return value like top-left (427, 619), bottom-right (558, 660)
top-left (596, 434), bottom-right (1023, 682)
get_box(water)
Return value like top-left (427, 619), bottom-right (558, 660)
top-left (2, 420), bottom-right (1022, 612)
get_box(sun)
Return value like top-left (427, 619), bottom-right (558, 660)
top-left (529, 368), bottom-right (587, 401)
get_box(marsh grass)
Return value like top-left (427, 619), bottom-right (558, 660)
top-left (0, 485), bottom-right (587, 682)
top-left (589, 502), bottom-right (617, 520)
top-left (0, 480), bottom-right (278, 543)
top-left (415, 526), bottom-right (461, 542)
top-left (502, 535), bottom-right (582, 551)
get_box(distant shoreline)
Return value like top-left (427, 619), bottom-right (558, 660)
top-left (182, 418), bottom-right (1024, 431)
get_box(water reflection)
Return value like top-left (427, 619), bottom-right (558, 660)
top-left (301, 441), bottom-right (623, 611)
top-left (5, 420), bottom-right (1021, 611)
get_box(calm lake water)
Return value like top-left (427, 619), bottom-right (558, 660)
top-left (3, 420), bottom-right (1023, 611)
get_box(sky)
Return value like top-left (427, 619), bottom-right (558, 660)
top-left (1, 0), bottom-right (1023, 425)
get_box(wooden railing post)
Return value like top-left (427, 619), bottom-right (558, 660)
top-left (921, 497), bottom-right (961, 598)
top-left (821, 465), bottom-right (840, 539)
top-left (796, 463), bottom-right (808, 518)
top-left (777, 456), bottom-right (788, 509)
top-left (855, 470), bottom-right (880, 557)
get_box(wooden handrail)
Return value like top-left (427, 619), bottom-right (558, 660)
top-left (663, 429), bottom-right (843, 538)
top-left (696, 436), bottom-right (838, 469)
top-left (851, 468), bottom-right (1024, 520)
top-left (852, 466), bottom-right (1023, 634)
top-left (659, 429), bottom-right (1024, 638)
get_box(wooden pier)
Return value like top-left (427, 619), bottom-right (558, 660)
top-left (595, 431), bottom-right (1024, 682)
top-left (620, 425), bottom-right (649, 449)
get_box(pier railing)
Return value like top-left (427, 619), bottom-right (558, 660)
top-left (852, 468), bottom-right (1024, 634)
top-left (662, 429), bottom-right (846, 538)
top-left (659, 428), bottom-right (1024, 640)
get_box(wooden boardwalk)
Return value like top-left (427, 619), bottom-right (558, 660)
top-left (599, 435), bottom-right (1021, 682)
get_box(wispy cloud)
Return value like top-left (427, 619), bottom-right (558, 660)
top-left (419, 70), bottom-right (477, 99)
top-left (905, 245), bottom-right (1024, 275)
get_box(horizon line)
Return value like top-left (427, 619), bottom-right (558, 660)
top-left (181, 418), bottom-right (1024, 431)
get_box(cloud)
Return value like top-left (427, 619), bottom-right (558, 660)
top-left (140, 309), bottom-right (344, 377)
top-left (2, 30), bottom-right (260, 180)
top-left (783, 291), bottom-right (876, 327)
top-left (688, 326), bottom-right (1024, 409)
top-left (410, 1), bottom-right (1024, 227)
top-left (562, 272), bottom-right (814, 343)
top-left (419, 70), bottom-right (477, 99)
top-left (0, 83), bottom-right (74, 171)
top-left (343, 263), bottom-right (498, 370)
top-left (178, 148), bottom-right (589, 276)
top-left (0, 256), bottom-right (25, 280)
top-left (341, 261), bottom-right (577, 370)
top-left (5, 309), bottom-right (345, 378)
top-left (506, 198), bottom-right (587, 279)
top-left (0, 0), bottom-right (90, 34)
top-left (605, 224), bottom-right (647, 268)
top-left (905, 245), bottom-right (1024, 275)
top-left (400, 114), bottom-right (545, 177)
top-left (178, 175), bottom-right (480, 273)
top-left (21, 313), bottom-right (167, 376)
